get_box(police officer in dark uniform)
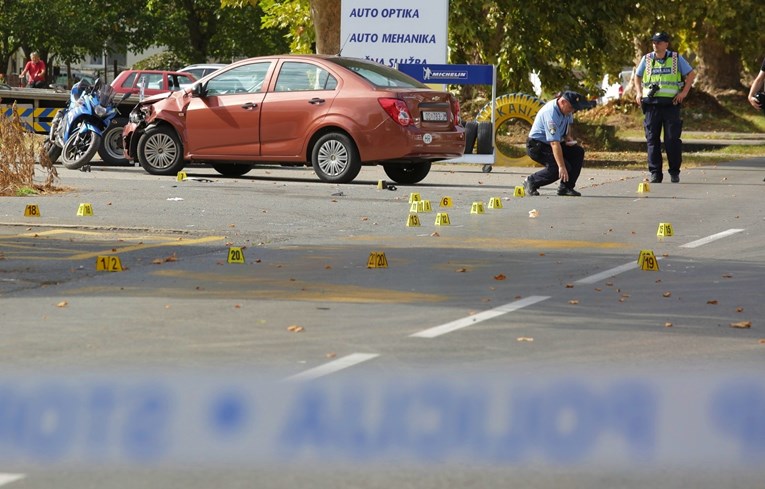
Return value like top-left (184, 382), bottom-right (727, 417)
top-left (524, 91), bottom-right (588, 196)
top-left (635, 32), bottom-right (696, 183)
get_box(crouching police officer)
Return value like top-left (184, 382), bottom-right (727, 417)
top-left (524, 91), bottom-right (588, 196)
top-left (635, 31), bottom-right (696, 183)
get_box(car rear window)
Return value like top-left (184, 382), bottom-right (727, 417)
top-left (327, 58), bottom-right (427, 89)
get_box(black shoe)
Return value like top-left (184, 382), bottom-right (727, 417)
top-left (670, 174), bottom-right (680, 183)
top-left (557, 187), bottom-right (581, 197)
top-left (523, 177), bottom-right (539, 196)
top-left (649, 173), bottom-right (663, 183)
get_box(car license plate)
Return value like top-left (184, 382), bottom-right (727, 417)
top-left (422, 111), bottom-right (447, 122)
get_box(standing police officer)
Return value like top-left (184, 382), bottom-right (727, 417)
top-left (524, 91), bottom-right (588, 196)
top-left (635, 32), bottom-right (696, 183)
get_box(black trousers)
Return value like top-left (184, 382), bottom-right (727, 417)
top-left (642, 102), bottom-right (683, 176)
top-left (526, 139), bottom-right (584, 189)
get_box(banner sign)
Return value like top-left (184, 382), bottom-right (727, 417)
top-left (398, 64), bottom-right (494, 85)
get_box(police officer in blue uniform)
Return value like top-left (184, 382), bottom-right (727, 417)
top-left (635, 32), bottom-right (696, 183)
top-left (524, 91), bottom-right (588, 196)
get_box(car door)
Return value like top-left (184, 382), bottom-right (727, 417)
top-left (260, 61), bottom-right (339, 157)
top-left (184, 61), bottom-right (272, 158)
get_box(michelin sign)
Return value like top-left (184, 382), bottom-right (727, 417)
top-left (340, 0), bottom-right (448, 67)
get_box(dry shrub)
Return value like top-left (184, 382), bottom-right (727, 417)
top-left (0, 103), bottom-right (59, 196)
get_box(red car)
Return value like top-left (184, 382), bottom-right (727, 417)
top-left (122, 55), bottom-right (465, 184)
top-left (111, 70), bottom-right (197, 97)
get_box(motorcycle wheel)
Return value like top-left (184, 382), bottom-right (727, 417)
top-left (43, 138), bottom-right (62, 164)
top-left (62, 125), bottom-right (101, 169)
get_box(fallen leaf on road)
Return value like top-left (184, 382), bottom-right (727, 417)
top-left (722, 274), bottom-right (733, 278)
top-left (431, 232), bottom-right (440, 237)
top-left (517, 337), bottom-right (534, 342)
top-left (456, 268), bottom-right (467, 273)
top-left (730, 321), bottom-right (752, 329)
top-left (663, 292), bottom-right (672, 298)
top-left (56, 301), bottom-right (68, 308)
top-left (494, 274), bottom-right (506, 280)
top-left (665, 322), bottom-right (673, 328)
top-left (569, 300), bottom-right (579, 305)
top-left (565, 284), bottom-right (574, 288)
top-left (707, 300), bottom-right (718, 305)
top-left (326, 352), bottom-right (337, 359)
top-left (736, 307), bottom-right (744, 313)
top-left (287, 325), bottom-right (305, 333)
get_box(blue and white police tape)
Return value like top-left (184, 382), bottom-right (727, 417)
top-left (1, 370), bottom-right (763, 467)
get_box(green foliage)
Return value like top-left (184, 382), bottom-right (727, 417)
top-left (260, 0), bottom-right (313, 54)
top-left (131, 51), bottom-right (186, 71)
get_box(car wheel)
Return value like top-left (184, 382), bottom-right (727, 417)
top-left (137, 125), bottom-right (185, 175)
top-left (98, 118), bottom-right (129, 165)
top-left (476, 122), bottom-right (493, 154)
top-left (383, 161), bottom-right (431, 185)
top-left (311, 132), bottom-right (361, 183)
top-left (211, 163), bottom-right (254, 177)
top-left (464, 121), bottom-right (478, 154)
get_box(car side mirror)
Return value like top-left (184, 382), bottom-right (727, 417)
top-left (191, 82), bottom-right (207, 98)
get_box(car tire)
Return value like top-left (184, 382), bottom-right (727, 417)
top-left (311, 132), bottom-right (361, 183)
top-left (98, 118), bottom-right (129, 165)
top-left (383, 161), bottom-right (431, 185)
top-left (464, 121), bottom-right (478, 154)
top-left (211, 163), bottom-right (254, 177)
top-left (137, 125), bottom-right (185, 175)
top-left (476, 122), bottom-right (493, 154)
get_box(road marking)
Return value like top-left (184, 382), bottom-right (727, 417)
top-left (575, 261), bottom-right (645, 285)
top-left (285, 353), bottom-right (380, 382)
top-left (410, 296), bottom-right (551, 339)
top-left (680, 228), bottom-right (744, 248)
top-left (0, 474), bottom-right (25, 486)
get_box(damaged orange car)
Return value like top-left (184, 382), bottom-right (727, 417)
top-left (122, 55), bottom-right (465, 184)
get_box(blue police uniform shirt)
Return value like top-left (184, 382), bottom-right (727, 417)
top-left (528, 98), bottom-right (571, 143)
top-left (636, 50), bottom-right (693, 78)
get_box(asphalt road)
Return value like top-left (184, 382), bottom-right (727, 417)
top-left (1, 159), bottom-right (763, 488)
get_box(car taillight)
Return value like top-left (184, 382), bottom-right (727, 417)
top-left (378, 98), bottom-right (412, 126)
top-left (451, 96), bottom-right (460, 124)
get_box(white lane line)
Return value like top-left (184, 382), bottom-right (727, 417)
top-left (0, 474), bottom-right (25, 486)
top-left (576, 261), bottom-right (643, 285)
top-left (680, 228), bottom-right (745, 248)
top-left (285, 353), bottom-right (380, 382)
top-left (410, 296), bottom-right (551, 339)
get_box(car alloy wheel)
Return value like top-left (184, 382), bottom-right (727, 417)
top-left (311, 132), bottom-right (361, 183)
top-left (137, 125), bottom-right (185, 175)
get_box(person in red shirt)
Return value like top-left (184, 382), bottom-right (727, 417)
top-left (20, 51), bottom-right (47, 88)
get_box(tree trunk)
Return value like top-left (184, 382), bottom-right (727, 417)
top-left (311, 0), bottom-right (340, 55)
top-left (696, 23), bottom-right (744, 92)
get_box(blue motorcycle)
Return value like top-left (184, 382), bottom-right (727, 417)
top-left (45, 78), bottom-right (129, 169)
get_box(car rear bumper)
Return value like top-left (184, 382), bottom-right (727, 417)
top-left (356, 122), bottom-right (465, 162)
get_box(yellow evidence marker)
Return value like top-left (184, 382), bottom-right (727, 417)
top-left (435, 213), bottom-right (451, 226)
top-left (227, 247), bottom-right (245, 264)
top-left (408, 192), bottom-right (421, 203)
top-left (637, 182), bottom-right (650, 193)
top-left (406, 214), bottom-right (421, 227)
top-left (24, 204), bottom-right (41, 217)
top-left (420, 200), bottom-right (432, 212)
top-left (657, 222), bottom-right (674, 237)
top-left (488, 197), bottom-right (503, 209)
top-left (470, 202), bottom-right (485, 214)
top-left (367, 251), bottom-right (388, 268)
top-left (637, 250), bottom-right (660, 271)
top-left (96, 255), bottom-right (123, 272)
top-left (439, 196), bottom-right (453, 208)
top-left (513, 186), bottom-right (526, 197)
top-left (176, 171), bottom-right (187, 181)
top-left (77, 203), bottom-right (94, 216)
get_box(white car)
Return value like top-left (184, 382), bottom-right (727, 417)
top-left (600, 69), bottom-right (634, 104)
top-left (179, 64), bottom-right (227, 80)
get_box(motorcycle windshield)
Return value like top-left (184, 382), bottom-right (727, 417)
top-left (98, 84), bottom-right (117, 107)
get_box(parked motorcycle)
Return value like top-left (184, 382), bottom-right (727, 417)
top-left (44, 78), bottom-right (129, 169)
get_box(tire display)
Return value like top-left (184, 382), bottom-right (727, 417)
top-left (463, 121), bottom-right (478, 154)
top-left (476, 121), bottom-right (493, 154)
top-left (476, 93), bottom-right (546, 161)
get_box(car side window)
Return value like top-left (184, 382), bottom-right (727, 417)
top-left (121, 72), bottom-right (137, 88)
top-left (140, 73), bottom-right (163, 90)
top-left (205, 62), bottom-right (271, 96)
top-left (274, 62), bottom-right (336, 92)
